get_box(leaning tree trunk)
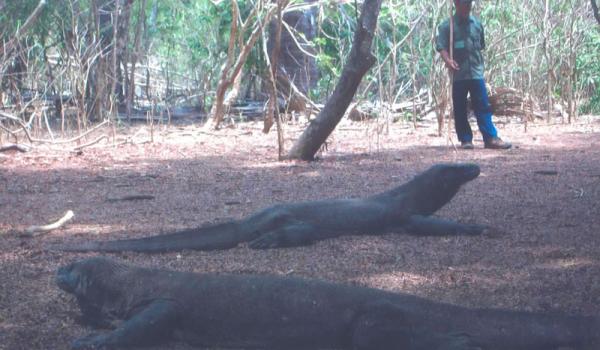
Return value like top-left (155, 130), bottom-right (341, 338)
top-left (286, 0), bottom-right (382, 161)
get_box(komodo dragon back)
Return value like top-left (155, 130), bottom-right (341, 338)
top-left (57, 257), bottom-right (600, 350)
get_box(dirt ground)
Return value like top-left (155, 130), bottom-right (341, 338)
top-left (1, 115), bottom-right (600, 349)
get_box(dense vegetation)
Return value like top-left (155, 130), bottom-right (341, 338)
top-left (1, 0), bottom-right (598, 129)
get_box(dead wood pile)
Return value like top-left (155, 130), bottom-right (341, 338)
top-left (346, 87), bottom-right (544, 123)
top-left (488, 87), bottom-right (543, 121)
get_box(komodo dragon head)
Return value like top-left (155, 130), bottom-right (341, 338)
top-left (56, 257), bottom-right (131, 326)
top-left (57, 257), bottom-right (122, 295)
top-left (406, 163), bottom-right (480, 216)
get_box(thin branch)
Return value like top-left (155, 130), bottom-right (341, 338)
top-left (207, 4), bottom-right (277, 129)
top-left (359, 13), bottom-right (424, 97)
top-left (0, 111), bottom-right (34, 142)
top-left (72, 134), bottom-right (108, 151)
top-left (281, 21), bottom-right (317, 59)
top-left (0, 113), bottom-right (109, 144)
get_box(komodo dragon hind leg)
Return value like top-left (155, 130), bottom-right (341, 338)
top-left (248, 221), bottom-right (324, 249)
top-left (72, 300), bottom-right (179, 349)
top-left (350, 301), bottom-right (481, 350)
top-left (401, 215), bottom-right (487, 236)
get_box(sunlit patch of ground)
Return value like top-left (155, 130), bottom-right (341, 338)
top-left (1, 116), bottom-right (599, 349)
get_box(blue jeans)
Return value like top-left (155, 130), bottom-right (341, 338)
top-left (452, 79), bottom-right (498, 143)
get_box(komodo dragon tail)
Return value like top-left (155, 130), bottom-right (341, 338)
top-left (57, 221), bottom-right (242, 253)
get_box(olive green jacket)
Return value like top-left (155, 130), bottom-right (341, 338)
top-left (436, 15), bottom-right (486, 82)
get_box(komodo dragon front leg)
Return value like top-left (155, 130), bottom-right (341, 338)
top-left (71, 300), bottom-right (180, 349)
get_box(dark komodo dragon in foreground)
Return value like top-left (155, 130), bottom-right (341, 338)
top-left (59, 163), bottom-right (486, 253)
top-left (57, 257), bottom-right (600, 349)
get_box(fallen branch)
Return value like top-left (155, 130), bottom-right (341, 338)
top-left (0, 143), bottom-right (30, 153)
top-left (0, 113), bottom-right (109, 145)
top-left (72, 135), bottom-right (108, 151)
top-left (33, 120), bottom-right (110, 144)
top-left (0, 111), bottom-right (35, 142)
top-left (22, 210), bottom-right (74, 237)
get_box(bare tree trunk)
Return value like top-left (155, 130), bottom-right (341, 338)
top-left (208, 0), bottom-right (239, 129)
top-left (410, 37), bottom-right (418, 129)
top-left (286, 0), bottom-right (382, 161)
top-left (566, 1), bottom-right (576, 123)
top-left (264, 0), bottom-right (287, 134)
top-left (127, 0), bottom-right (147, 119)
top-left (115, 0), bottom-right (134, 106)
top-left (206, 2), bottom-right (276, 130)
top-left (270, 0), bottom-right (318, 114)
top-left (428, 0), bottom-right (446, 136)
top-left (270, 0), bottom-right (287, 160)
top-left (88, 0), bottom-right (116, 123)
top-left (144, 0), bottom-right (158, 100)
top-left (592, 0), bottom-right (600, 24)
top-left (446, 0), bottom-right (454, 143)
top-left (109, 1), bottom-right (121, 119)
top-left (543, 0), bottom-right (553, 123)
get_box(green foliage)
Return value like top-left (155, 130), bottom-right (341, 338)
top-left (2, 0), bottom-right (599, 116)
top-left (577, 29), bottom-right (600, 114)
top-left (0, 1), bottom-right (40, 36)
top-left (0, 0), bottom-right (61, 46)
top-left (311, 2), bottom-right (356, 98)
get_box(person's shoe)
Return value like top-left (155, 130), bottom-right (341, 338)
top-left (460, 141), bottom-right (475, 150)
top-left (484, 137), bottom-right (512, 149)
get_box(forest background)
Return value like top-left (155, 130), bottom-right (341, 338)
top-left (1, 0), bottom-right (599, 150)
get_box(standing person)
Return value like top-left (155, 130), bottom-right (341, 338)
top-left (436, 0), bottom-right (511, 149)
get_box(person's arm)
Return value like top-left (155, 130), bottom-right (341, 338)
top-left (440, 49), bottom-right (460, 71)
top-left (435, 22), bottom-right (459, 71)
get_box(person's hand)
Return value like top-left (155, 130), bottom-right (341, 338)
top-left (445, 59), bottom-right (460, 71)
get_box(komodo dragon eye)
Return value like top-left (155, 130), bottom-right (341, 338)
top-left (56, 265), bottom-right (80, 293)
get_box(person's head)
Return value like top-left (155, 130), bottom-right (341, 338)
top-left (454, 0), bottom-right (472, 18)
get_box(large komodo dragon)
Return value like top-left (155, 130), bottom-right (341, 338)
top-left (59, 163), bottom-right (487, 253)
top-left (57, 257), bottom-right (599, 350)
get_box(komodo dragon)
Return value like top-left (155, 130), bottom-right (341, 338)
top-left (57, 257), bottom-right (600, 349)
top-left (59, 163), bottom-right (486, 253)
